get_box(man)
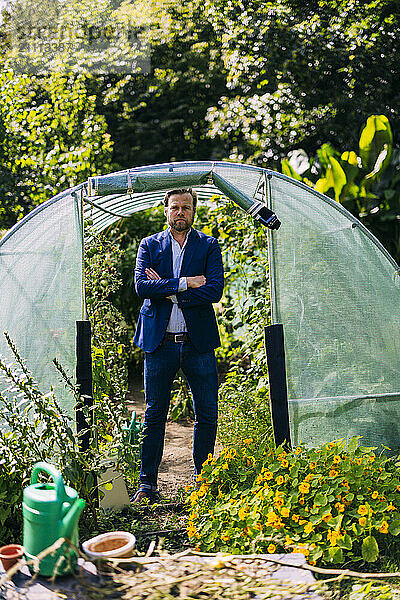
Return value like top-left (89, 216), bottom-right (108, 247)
top-left (133, 188), bottom-right (224, 503)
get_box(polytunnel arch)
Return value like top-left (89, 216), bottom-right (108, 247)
top-left (1, 160), bottom-right (400, 450)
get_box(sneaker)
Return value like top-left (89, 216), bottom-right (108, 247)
top-left (131, 488), bottom-right (160, 505)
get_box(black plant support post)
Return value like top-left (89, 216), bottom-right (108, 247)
top-left (76, 320), bottom-right (93, 452)
top-left (264, 324), bottom-right (292, 449)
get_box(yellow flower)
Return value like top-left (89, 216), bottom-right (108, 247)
top-left (222, 462), bottom-right (229, 470)
top-left (379, 520), bottom-right (389, 534)
top-left (285, 535), bottom-right (293, 544)
top-left (221, 532), bottom-right (230, 542)
top-left (281, 507), bottom-right (290, 518)
top-left (322, 513), bottom-right (332, 523)
top-left (274, 497), bottom-right (284, 507)
top-left (369, 454), bottom-right (376, 462)
top-left (327, 530), bottom-right (339, 547)
top-left (267, 544), bottom-right (276, 553)
top-left (187, 521), bottom-right (197, 538)
top-left (292, 544), bottom-right (309, 557)
top-left (386, 502), bottom-right (397, 511)
top-left (357, 505), bottom-right (369, 516)
top-left (371, 491), bottom-right (379, 499)
top-left (309, 462), bottom-right (316, 470)
top-left (243, 438), bottom-right (253, 446)
top-left (256, 474), bottom-right (264, 485)
top-left (295, 447), bottom-right (302, 455)
top-left (358, 517), bottom-right (367, 527)
top-left (335, 502), bottom-right (345, 513)
top-left (299, 518), bottom-right (307, 525)
top-left (254, 522), bottom-right (262, 531)
top-left (238, 505), bottom-right (248, 520)
top-left (266, 511), bottom-right (278, 525)
top-left (292, 514), bottom-right (300, 522)
top-left (299, 496), bottom-right (305, 505)
top-left (304, 522), bottom-right (314, 535)
top-left (264, 471), bottom-right (273, 481)
top-left (304, 473), bottom-right (314, 482)
top-left (276, 475), bottom-right (285, 485)
top-left (277, 452), bottom-right (287, 461)
top-left (329, 469), bottom-right (339, 477)
top-left (247, 457), bottom-right (255, 466)
top-left (396, 485), bottom-right (400, 492)
top-left (281, 459), bottom-right (289, 468)
top-left (189, 491), bottom-right (198, 506)
top-left (333, 455), bottom-right (341, 464)
top-left (299, 482), bottom-right (310, 495)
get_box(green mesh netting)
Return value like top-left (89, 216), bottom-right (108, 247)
top-left (269, 173), bottom-right (400, 449)
top-left (1, 161), bottom-right (399, 448)
top-left (0, 189), bottom-right (83, 415)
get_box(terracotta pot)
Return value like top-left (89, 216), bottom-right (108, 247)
top-left (0, 544), bottom-right (24, 571)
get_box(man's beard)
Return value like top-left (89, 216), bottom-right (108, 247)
top-left (169, 216), bottom-right (193, 232)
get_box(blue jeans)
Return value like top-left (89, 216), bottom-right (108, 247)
top-left (140, 338), bottom-right (218, 489)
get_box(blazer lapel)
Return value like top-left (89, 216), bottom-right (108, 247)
top-left (180, 228), bottom-right (200, 275)
top-left (159, 229), bottom-right (173, 277)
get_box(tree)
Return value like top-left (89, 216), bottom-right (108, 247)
top-left (202, 0), bottom-right (400, 164)
top-left (0, 71), bottom-right (112, 229)
top-left (84, 0), bottom-right (227, 170)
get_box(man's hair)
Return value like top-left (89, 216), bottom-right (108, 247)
top-left (164, 188), bottom-right (198, 210)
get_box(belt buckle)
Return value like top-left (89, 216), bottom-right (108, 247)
top-left (174, 333), bottom-right (185, 343)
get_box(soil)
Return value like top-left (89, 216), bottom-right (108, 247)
top-left (126, 378), bottom-right (222, 498)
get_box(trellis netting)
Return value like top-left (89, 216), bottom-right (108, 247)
top-left (0, 161), bottom-right (399, 450)
top-left (268, 174), bottom-right (400, 449)
top-left (0, 188), bottom-right (83, 413)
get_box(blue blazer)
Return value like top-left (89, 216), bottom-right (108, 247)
top-left (133, 228), bottom-right (224, 353)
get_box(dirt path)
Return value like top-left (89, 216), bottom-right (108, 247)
top-left (126, 378), bottom-right (222, 498)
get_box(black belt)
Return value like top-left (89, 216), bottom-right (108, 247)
top-left (165, 332), bottom-right (190, 343)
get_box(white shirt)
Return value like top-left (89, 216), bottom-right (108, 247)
top-left (166, 229), bottom-right (189, 333)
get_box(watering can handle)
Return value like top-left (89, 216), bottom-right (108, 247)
top-left (30, 462), bottom-right (66, 500)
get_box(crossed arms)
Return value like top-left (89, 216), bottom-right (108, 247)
top-left (135, 238), bottom-right (224, 306)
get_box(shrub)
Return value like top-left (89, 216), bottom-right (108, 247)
top-left (0, 336), bottom-right (139, 545)
top-left (187, 437), bottom-right (400, 566)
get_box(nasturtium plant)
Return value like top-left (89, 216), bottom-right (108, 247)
top-left (187, 438), bottom-right (400, 566)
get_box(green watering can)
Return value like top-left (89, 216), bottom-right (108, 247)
top-left (121, 411), bottom-right (142, 446)
top-left (23, 462), bottom-right (85, 576)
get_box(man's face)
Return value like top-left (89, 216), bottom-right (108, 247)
top-left (164, 193), bottom-right (195, 232)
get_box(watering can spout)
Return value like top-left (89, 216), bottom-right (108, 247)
top-left (60, 498), bottom-right (86, 540)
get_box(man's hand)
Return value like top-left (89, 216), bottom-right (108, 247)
top-left (145, 267), bottom-right (161, 280)
top-left (187, 276), bottom-right (206, 288)
top-left (146, 268), bottom-right (205, 290)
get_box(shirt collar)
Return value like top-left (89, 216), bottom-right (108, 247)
top-left (168, 227), bottom-right (192, 247)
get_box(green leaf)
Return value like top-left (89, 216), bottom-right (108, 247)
top-left (361, 536), bottom-right (379, 562)
top-left (347, 437), bottom-right (360, 455)
top-left (359, 115), bottom-right (393, 172)
top-left (328, 546), bottom-right (344, 563)
top-left (314, 493), bottom-right (328, 507)
top-left (328, 156), bottom-right (347, 201)
top-left (337, 533), bottom-right (352, 550)
top-left (363, 144), bottom-right (392, 183)
top-left (389, 519), bottom-right (400, 536)
top-left (317, 143), bottom-right (338, 168)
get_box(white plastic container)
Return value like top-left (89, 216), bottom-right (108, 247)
top-left (82, 531), bottom-right (136, 559)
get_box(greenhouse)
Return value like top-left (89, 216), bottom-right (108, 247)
top-left (1, 160), bottom-right (400, 449)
